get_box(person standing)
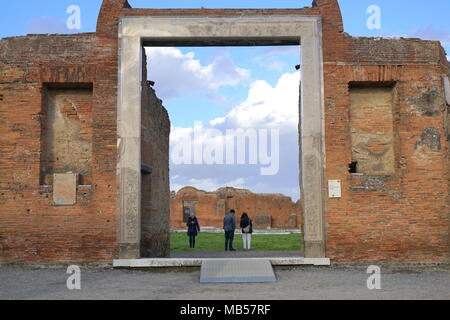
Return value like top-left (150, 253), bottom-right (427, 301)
top-left (240, 213), bottom-right (253, 251)
top-left (223, 209), bottom-right (236, 251)
top-left (187, 213), bottom-right (200, 249)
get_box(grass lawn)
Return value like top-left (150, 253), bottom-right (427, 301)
top-left (171, 232), bottom-right (302, 252)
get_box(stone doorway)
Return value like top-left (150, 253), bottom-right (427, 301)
top-left (117, 15), bottom-right (326, 259)
top-left (182, 200), bottom-right (197, 223)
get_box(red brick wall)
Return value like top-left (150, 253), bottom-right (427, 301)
top-left (170, 188), bottom-right (302, 230)
top-left (0, 33), bottom-right (119, 263)
top-left (323, 37), bottom-right (450, 262)
top-left (1, 0), bottom-right (448, 263)
top-left (140, 51), bottom-right (171, 258)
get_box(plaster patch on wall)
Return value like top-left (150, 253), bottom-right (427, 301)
top-left (407, 86), bottom-right (445, 117)
top-left (53, 173), bottom-right (77, 206)
top-left (415, 127), bottom-right (441, 152)
top-left (350, 87), bottom-right (395, 175)
top-left (40, 88), bottom-right (93, 185)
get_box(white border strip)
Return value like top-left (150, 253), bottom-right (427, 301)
top-left (114, 257), bottom-right (331, 267)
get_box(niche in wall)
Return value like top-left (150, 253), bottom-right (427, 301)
top-left (349, 83), bottom-right (396, 176)
top-left (39, 84), bottom-right (93, 186)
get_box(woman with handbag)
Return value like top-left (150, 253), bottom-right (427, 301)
top-left (240, 212), bottom-right (253, 251)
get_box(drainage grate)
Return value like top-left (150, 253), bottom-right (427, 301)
top-left (200, 259), bottom-right (276, 283)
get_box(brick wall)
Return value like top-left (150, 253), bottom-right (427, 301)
top-left (140, 51), bottom-right (171, 258)
top-left (0, 33), bottom-right (119, 263)
top-left (0, 0), bottom-right (448, 263)
top-left (323, 37), bottom-right (449, 262)
top-left (170, 187), bottom-right (302, 230)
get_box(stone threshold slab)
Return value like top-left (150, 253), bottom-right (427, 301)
top-left (113, 257), bottom-right (331, 268)
top-left (200, 259), bottom-right (276, 283)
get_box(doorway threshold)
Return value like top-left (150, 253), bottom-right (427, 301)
top-left (113, 257), bottom-right (330, 268)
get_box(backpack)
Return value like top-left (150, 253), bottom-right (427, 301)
top-left (243, 221), bottom-right (251, 233)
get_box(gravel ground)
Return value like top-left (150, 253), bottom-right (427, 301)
top-left (1, 264), bottom-right (449, 300)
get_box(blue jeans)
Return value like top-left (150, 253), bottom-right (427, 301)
top-left (225, 231), bottom-right (235, 250)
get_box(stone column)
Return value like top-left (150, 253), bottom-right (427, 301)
top-left (300, 19), bottom-right (326, 258)
top-left (117, 24), bottom-right (142, 259)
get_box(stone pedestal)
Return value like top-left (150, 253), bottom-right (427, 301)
top-left (304, 240), bottom-right (326, 258)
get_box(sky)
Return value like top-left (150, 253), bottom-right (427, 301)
top-left (1, 1), bottom-right (449, 201)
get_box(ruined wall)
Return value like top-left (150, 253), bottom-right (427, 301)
top-left (40, 87), bottom-right (93, 185)
top-left (445, 73), bottom-right (450, 258)
top-left (170, 187), bottom-right (302, 230)
top-left (323, 35), bottom-right (450, 262)
top-left (0, 33), bottom-right (119, 263)
top-left (140, 52), bottom-right (171, 258)
top-left (1, 0), bottom-right (449, 263)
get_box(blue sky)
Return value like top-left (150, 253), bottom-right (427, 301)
top-left (1, 0), bottom-right (450, 45)
top-left (1, 1), bottom-right (449, 200)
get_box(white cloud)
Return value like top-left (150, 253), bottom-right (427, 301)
top-left (170, 71), bottom-right (300, 150)
top-left (171, 177), bottom-right (246, 193)
top-left (212, 71), bottom-right (300, 130)
top-left (169, 71), bottom-right (301, 200)
top-left (145, 47), bottom-right (250, 101)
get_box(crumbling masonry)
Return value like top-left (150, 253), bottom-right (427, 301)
top-left (170, 187), bottom-right (302, 230)
top-left (0, 0), bottom-right (449, 263)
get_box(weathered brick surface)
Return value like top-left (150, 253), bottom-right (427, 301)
top-left (324, 60), bottom-right (449, 262)
top-left (170, 187), bottom-right (302, 230)
top-left (253, 213), bottom-right (273, 230)
top-left (40, 88), bottom-right (93, 185)
top-left (0, 0), bottom-right (449, 263)
top-left (140, 52), bottom-right (171, 258)
top-left (0, 33), bottom-right (119, 263)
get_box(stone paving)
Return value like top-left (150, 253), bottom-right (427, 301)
top-left (0, 264), bottom-right (449, 300)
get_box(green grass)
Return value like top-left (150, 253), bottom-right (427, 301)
top-left (171, 232), bottom-right (302, 252)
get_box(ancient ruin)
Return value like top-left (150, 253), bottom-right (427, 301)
top-left (170, 187), bottom-right (302, 230)
top-left (0, 0), bottom-right (449, 263)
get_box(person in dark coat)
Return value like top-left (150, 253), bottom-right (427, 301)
top-left (240, 212), bottom-right (253, 251)
top-left (223, 209), bottom-right (236, 251)
top-left (186, 213), bottom-right (200, 248)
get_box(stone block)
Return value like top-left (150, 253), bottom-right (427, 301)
top-left (53, 173), bottom-right (78, 206)
top-left (443, 76), bottom-right (450, 105)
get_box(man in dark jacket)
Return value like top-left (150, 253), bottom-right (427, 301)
top-left (223, 209), bottom-right (236, 251)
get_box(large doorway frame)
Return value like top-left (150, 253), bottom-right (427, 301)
top-left (117, 15), bottom-right (326, 259)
